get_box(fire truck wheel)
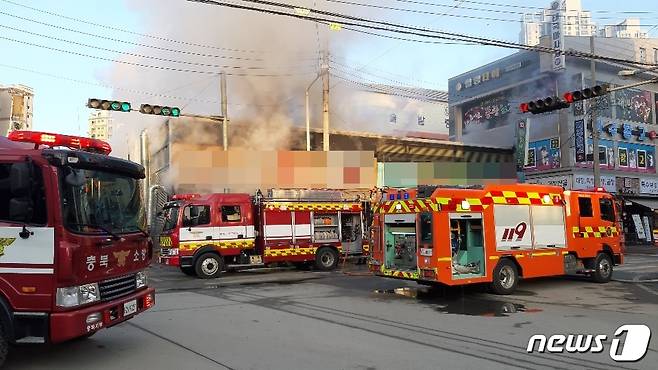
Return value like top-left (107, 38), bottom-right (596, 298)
top-left (195, 253), bottom-right (224, 279)
top-left (180, 266), bottom-right (197, 277)
top-left (491, 259), bottom-right (518, 295)
top-left (315, 247), bottom-right (339, 271)
top-left (592, 253), bottom-right (613, 283)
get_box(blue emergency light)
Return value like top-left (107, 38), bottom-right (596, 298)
top-left (403, 193), bottom-right (410, 200)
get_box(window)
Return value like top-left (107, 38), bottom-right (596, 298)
top-left (640, 47), bottom-right (647, 63)
top-left (0, 162), bottom-right (47, 225)
top-left (599, 198), bottom-right (616, 222)
top-left (419, 212), bottom-right (432, 243)
top-left (578, 197), bottom-right (593, 217)
top-left (182, 205), bottom-right (210, 227)
top-left (654, 49), bottom-right (658, 63)
top-left (221, 205), bottom-right (241, 222)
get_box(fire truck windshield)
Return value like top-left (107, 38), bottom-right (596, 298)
top-left (162, 206), bottom-right (180, 231)
top-left (60, 168), bottom-right (145, 235)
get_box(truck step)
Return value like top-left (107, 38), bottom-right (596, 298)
top-left (226, 263), bottom-right (266, 269)
top-left (16, 336), bottom-right (46, 344)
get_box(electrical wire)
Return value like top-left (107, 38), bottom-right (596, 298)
top-left (187, 0), bottom-right (658, 67)
top-left (0, 0), bottom-right (316, 56)
top-left (0, 24), bottom-right (316, 71)
top-left (0, 11), bottom-right (264, 61)
top-left (0, 35), bottom-right (316, 77)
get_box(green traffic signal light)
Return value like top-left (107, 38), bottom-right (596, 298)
top-left (161, 107), bottom-right (171, 116)
top-left (171, 107), bottom-right (180, 117)
top-left (110, 101), bottom-right (121, 111)
top-left (121, 102), bottom-right (131, 112)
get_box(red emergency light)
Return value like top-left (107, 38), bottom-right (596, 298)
top-left (172, 193), bottom-right (201, 201)
top-left (7, 130), bottom-right (112, 155)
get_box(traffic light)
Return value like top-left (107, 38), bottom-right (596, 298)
top-left (139, 104), bottom-right (181, 117)
top-left (563, 84), bottom-right (609, 103)
top-left (519, 96), bottom-right (570, 114)
top-left (87, 98), bottom-right (131, 112)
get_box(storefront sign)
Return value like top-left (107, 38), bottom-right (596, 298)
top-left (515, 120), bottom-right (529, 171)
top-left (642, 216), bottom-right (652, 242)
top-left (551, 1), bottom-right (565, 71)
top-left (616, 177), bottom-right (640, 195)
top-left (526, 175), bottom-right (571, 189)
top-left (574, 119), bottom-right (586, 162)
top-left (573, 174), bottom-right (616, 192)
top-left (632, 214), bottom-right (646, 240)
top-left (640, 177), bottom-right (658, 195)
top-left (613, 89), bottom-right (653, 124)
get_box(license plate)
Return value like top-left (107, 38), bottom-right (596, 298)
top-left (123, 300), bottom-right (137, 316)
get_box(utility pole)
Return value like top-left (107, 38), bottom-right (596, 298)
top-left (321, 51), bottom-right (330, 151)
top-left (590, 36), bottom-right (601, 188)
top-left (221, 72), bottom-right (228, 151)
top-left (305, 73), bottom-right (321, 151)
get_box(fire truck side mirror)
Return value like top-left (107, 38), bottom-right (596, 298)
top-left (64, 168), bottom-right (86, 187)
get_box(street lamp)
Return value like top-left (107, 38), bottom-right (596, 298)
top-left (618, 65), bottom-right (658, 78)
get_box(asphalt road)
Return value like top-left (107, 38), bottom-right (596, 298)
top-left (5, 261), bottom-right (658, 370)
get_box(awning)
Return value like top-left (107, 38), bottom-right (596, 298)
top-left (625, 197), bottom-right (658, 211)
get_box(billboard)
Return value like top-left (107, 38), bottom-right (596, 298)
top-left (616, 141), bottom-right (656, 173)
top-left (525, 137), bottom-right (560, 171)
top-left (614, 88), bottom-right (653, 124)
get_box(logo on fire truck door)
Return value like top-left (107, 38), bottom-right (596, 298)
top-left (0, 238), bottom-right (16, 256)
top-left (494, 205), bottom-right (533, 250)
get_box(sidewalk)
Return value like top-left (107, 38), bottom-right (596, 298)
top-left (614, 244), bottom-right (658, 283)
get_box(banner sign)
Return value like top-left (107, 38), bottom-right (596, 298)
top-left (574, 119), bottom-right (586, 162)
top-left (640, 177), bottom-right (658, 195)
top-left (551, 1), bottom-right (565, 71)
top-left (525, 137), bottom-right (560, 171)
top-left (526, 175), bottom-right (571, 189)
top-left (515, 119), bottom-right (529, 171)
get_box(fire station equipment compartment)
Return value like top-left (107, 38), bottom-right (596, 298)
top-left (383, 214), bottom-right (417, 271)
top-left (341, 212), bottom-right (363, 254)
top-left (449, 213), bottom-right (485, 279)
top-left (313, 213), bottom-right (339, 242)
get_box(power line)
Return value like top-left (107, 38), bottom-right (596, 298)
top-left (326, 0), bottom-right (658, 26)
top-left (188, 0), bottom-right (658, 67)
top-left (0, 10), bottom-right (320, 62)
top-left (421, 0), bottom-right (658, 16)
top-left (0, 0), bottom-right (316, 55)
top-left (0, 35), bottom-right (316, 77)
top-left (0, 24), bottom-right (316, 71)
top-left (0, 62), bottom-right (306, 107)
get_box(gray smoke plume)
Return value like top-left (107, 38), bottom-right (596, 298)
top-left (102, 0), bottom-right (448, 158)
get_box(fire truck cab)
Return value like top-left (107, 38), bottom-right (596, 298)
top-left (158, 189), bottom-right (370, 278)
top-left (0, 131), bottom-right (155, 365)
top-left (370, 184), bottom-right (623, 294)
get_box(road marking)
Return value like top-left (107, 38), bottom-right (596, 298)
top-left (637, 284), bottom-right (658, 296)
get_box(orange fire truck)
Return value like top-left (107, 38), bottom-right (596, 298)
top-left (369, 184), bottom-right (623, 294)
top-left (158, 189), bottom-right (370, 278)
top-left (0, 131), bottom-right (155, 365)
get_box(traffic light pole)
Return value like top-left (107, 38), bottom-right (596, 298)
top-left (221, 72), bottom-right (228, 151)
top-left (590, 36), bottom-right (601, 188)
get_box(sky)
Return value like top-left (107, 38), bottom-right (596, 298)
top-left (1, 0), bottom-right (658, 148)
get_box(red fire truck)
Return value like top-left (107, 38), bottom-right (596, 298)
top-left (158, 189), bottom-right (370, 278)
top-left (369, 184), bottom-right (623, 294)
top-left (0, 131), bottom-right (155, 364)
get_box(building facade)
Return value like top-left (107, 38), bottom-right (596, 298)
top-left (0, 84), bottom-right (33, 136)
top-left (449, 35), bottom-right (658, 244)
top-left (87, 110), bottom-right (113, 140)
top-left (520, 0), bottom-right (596, 46)
top-left (600, 18), bottom-right (648, 39)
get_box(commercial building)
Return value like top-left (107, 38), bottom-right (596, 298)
top-left (448, 35), bottom-right (658, 244)
top-left (519, 0), bottom-right (596, 46)
top-left (87, 110), bottom-right (113, 140)
top-left (0, 84), bottom-right (33, 136)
